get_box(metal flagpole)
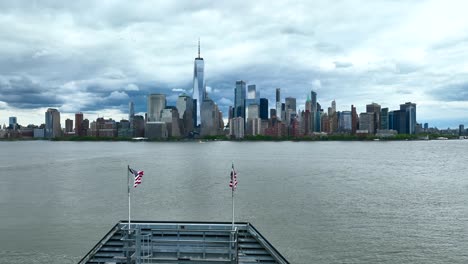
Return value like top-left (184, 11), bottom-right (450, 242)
top-left (231, 162), bottom-right (235, 231)
top-left (128, 165), bottom-right (131, 235)
top-left (232, 187), bottom-right (235, 231)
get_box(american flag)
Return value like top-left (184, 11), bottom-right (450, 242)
top-left (129, 167), bottom-right (144, 188)
top-left (229, 163), bottom-right (238, 191)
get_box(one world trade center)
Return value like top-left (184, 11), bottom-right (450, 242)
top-left (192, 39), bottom-right (205, 127)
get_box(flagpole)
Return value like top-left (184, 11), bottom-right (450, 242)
top-left (128, 165), bottom-right (131, 235)
top-left (232, 187), bottom-right (235, 231)
top-left (231, 162), bottom-right (235, 231)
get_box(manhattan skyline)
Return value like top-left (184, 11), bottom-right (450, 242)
top-left (1, 1), bottom-right (467, 128)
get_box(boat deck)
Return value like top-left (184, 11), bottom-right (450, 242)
top-left (79, 221), bottom-right (289, 264)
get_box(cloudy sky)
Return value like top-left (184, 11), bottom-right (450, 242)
top-left (1, 0), bottom-right (467, 128)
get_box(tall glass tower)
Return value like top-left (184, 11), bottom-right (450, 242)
top-left (193, 39), bottom-right (205, 126)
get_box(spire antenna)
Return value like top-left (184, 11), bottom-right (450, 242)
top-left (198, 38), bottom-right (201, 58)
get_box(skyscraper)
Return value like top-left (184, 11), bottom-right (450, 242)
top-left (234, 80), bottom-right (246, 118)
top-left (366, 102), bottom-right (381, 134)
top-left (276, 88), bottom-right (281, 121)
top-left (351, 105), bottom-right (358, 134)
top-left (45, 108), bottom-right (61, 138)
top-left (129, 101), bottom-right (135, 120)
top-left (245, 84), bottom-right (257, 119)
top-left (380, 107), bottom-right (389, 130)
top-left (259, 98), bottom-right (269, 120)
top-left (311, 90), bottom-right (318, 132)
top-left (400, 102), bottom-right (416, 134)
top-left (147, 94), bottom-right (166, 122)
top-left (177, 94), bottom-right (194, 135)
top-left (285, 97), bottom-right (296, 113)
top-left (193, 39), bottom-right (205, 126)
top-left (75, 112), bottom-right (83, 136)
top-left (8, 117), bottom-right (17, 130)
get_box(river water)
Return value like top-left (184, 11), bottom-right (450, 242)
top-left (0, 140), bottom-right (467, 264)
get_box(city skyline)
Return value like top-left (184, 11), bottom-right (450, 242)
top-left (1, 1), bottom-right (468, 128)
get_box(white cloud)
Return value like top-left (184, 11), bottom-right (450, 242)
top-left (107, 91), bottom-right (129, 101)
top-left (171, 88), bottom-right (186, 93)
top-left (218, 97), bottom-right (233, 105)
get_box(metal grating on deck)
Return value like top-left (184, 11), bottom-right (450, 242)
top-left (79, 221), bottom-right (289, 264)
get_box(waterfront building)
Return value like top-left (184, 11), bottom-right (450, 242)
top-left (193, 39), bottom-right (205, 127)
top-left (45, 108), bottom-right (61, 138)
top-left (265, 116), bottom-right (286, 137)
top-left (229, 117), bottom-right (244, 139)
top-left (366, 102), bottom-right (381, 134)
top-left (129, 101), bottom-right (134, 121)
top-left (82, 119), bottom-right (90, 136)
top-left (259, 98), bottom-right (268, 120)
top-left (75, 112), bottom-right (84, 136)
top-left (321, 113), bottom-right (330, 134)
top-left (145, 121), bottom-right (167, 139)
top-left (147, 94), bottom-right (166, 122)
top-left (388, 111), bottom-right (395, 130)
top-left (276, 88), bottom-right (282, 121)
top-left (459, 124), bottom-right (465, 136)
top-left (351, 105), bottom-right (358, 134)
top-left (311, 90), bottom-right (318, 132)
top-left (285, 97), bottom-right (297, 114)
top-left (117, 119), bottom-right (131, 138)
top-left (201, 99), bottom-right (218, 136)
top-left (359, 112), bottom-right (374, 134)
top-left (245, 84), bottom-right (258, 120)
top-left (177, 94), bottom-right (194, 136)
top-left (161, 107), bottom-right (182, 138)
top-left (338, 111), bottom-right (352, 132)
top-left (65, 119), bottom-right (73, 133)
top-left (380, 107), bottom-right (389, 130)
top-left (8, 117), bottom-right (17, 130)
top-left (302, 110), bottom-right (311, 136)
top-left (400, 102), bottom-right (417, 134)
top-left (234, 81), bottom-right (246, 119)
top-left (281, 103), bottom-right (286, 122)
top-left (90, 118), bottom-right (117, 137)
top-left (392, 110), bottom-right (407, 134)
top-left (132, 115), bottom-right (145, 137)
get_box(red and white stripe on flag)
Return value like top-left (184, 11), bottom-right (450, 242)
top-left (129, 167), bottom-right (144, 188)
top-left (229, 164), bottom-right (238, 190)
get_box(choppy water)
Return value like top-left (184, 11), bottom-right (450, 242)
top-left (0, 140), bottom-right (467, 264)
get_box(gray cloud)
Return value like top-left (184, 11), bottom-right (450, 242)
top-left (431, 82), bottom-right (468, 102)
top-left (1, 0), bottom-right (468, 127)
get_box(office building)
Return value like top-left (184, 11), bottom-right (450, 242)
top-left (338, 111), bottom-right (352, 132)
top-left (259, 98), bottom-right (268, 120)
top-left (400, 102), bottom-right (416, 134)
top-left (75, 112), bottom-right (83, 136)
top-left (366, 103), bottom-right (381, 134)
top-left (359, 112), bottom-right (374, 134)
top-left (8, 116), bottom-right (17, 130)
top-left (65, 119), bottom-right (73, 133)
top-left (285, 97), bottom-right (296, 114)
top-left (351, 105), bottom-right (358, 134)
top-left (234, 81), bottom-right (246, 118)
top-left (193, 39), bottom-right (205, 126)
top-left (380, 107), bottom-right (389, 130)
top-left (45, 108), bottom-right (61, 138)
top-left (276, 88), bottom-right (281, 121)
top-left (177, 94), bottom-right (194, 136)
top-left (147, 94), bottom-right (166, 122)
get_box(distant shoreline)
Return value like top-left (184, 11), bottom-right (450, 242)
top-left (0, 134), bottom-right (462, 142)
